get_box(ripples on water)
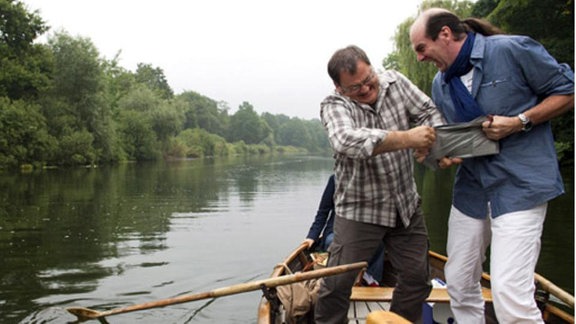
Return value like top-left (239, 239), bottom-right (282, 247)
top-left (2, 156), bottom-right (573, 323)
top-left (4, 156), bottom-right (335, 323)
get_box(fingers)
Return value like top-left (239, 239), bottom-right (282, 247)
top-left (437, 157), bottom-right (463, 169)
top-left (417, 126), bottom-right (436, 148)
top-left (405, 126), bottom-right (436, 149)
top-left (414, 148), bottom-right (430, 163)
top-left (482, 115), bottom-right (519, 140)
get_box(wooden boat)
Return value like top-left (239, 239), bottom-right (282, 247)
top-left (257, 243), bottom-right (574, 323)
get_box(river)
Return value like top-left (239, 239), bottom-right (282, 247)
top-left (0, 155), bottom-right (573, 323)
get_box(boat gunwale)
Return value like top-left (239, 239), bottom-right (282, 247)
top-left (257, 247), bottom-right (574, 324)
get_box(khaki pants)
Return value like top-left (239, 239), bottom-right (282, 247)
top-left (314, 208), bottom-right (431, 323)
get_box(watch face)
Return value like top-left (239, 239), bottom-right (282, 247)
top-left (518, 113), bottom-right (532, 131)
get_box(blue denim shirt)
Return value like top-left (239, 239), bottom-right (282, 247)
top-left (431, 34), bottom-right (574, 218)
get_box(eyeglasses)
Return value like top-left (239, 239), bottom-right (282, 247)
top-left (341, 70), bottom-right (376, 94)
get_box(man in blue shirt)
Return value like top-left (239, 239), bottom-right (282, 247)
top-left (410, 8), bottom-right (574, 323)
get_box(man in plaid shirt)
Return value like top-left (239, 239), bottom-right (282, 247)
top-left (315, 45), bottom-right (445, 323)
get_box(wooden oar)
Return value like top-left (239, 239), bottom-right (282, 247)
top-left (535, 272), bottom-right (574, 308)
top-left (67, 261), bottom-right (367, 321)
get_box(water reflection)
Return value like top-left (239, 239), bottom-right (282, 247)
top-left (0, 155), bottom-right (572, 323)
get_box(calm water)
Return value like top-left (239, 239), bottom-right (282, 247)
top-left (0, 155), bottom-right (573, 323)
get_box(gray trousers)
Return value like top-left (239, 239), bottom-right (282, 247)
top-left (314, 207), bottom-right (431, 323)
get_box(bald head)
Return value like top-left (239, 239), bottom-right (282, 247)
top-left (409, 8), bottom-right (466, 71)
top-left (409, 8), bottom-right (451, 41)
top-left (411, 8), bottom-right (502, 43)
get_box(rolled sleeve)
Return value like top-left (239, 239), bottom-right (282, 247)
top-left (508, 36), bottom-right (574, 96)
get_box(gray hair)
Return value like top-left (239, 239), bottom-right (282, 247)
top-left (327, 45), bottom-right (371, 85)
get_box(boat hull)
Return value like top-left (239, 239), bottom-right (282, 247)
top-left (257, 245), bottom-right (574, 323)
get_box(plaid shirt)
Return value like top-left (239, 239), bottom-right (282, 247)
top-left (321, 70), bottom-right (444, 227)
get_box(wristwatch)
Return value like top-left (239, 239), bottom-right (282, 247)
top-left (518, 113), bottom-right (533, 132)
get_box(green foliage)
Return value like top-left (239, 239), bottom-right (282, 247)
top-left (262, 113), bottom-right (330, 153)
top-left (487, 0), bottom-right (574, 67)
top-left (555, 141), bottom-right (573, 165)
top-left (116, 83), bottom-right (161, 112)
top-left (385, 0), bottom-right (474, 95)
top-left (117, 110), bottom-right (160, 160)
top-left (0, 2), bottom-right (375, 168)
top-left (0, 0), bottom-right (571, 169)
top-left (471, 0), bottom-right (500, 17)
top-left (171, 128), bottom-right (230, 158)
top-left (388, 19), bottom-right (436, 95)
top-left (48, 32), bottom-right (104, 106)
top-left (0, 97), bottom-right (56, 167)
top-left (101, 54), bottom-right (137, 112)
top-left (134, 63), bottom-right (174, 99)
top-left (54, 130), bottom-right (96, 166)
top-left (305, 119), bottom-right (331, 153)
top-left (246, 143), bottom-right (272, 155)
top-left (41, 31), bottom-right (126, 166)
top-left (0, 0), bottom-right (52, 100)
top-left (150, 101), bottom-right (184, 143)
top-left (176, 91), bottom-right (229, 137)
top-left (227, 102), bottom-right (272, 144)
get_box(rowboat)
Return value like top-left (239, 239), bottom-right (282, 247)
top-left (257, 243), bottom-right (574, 323)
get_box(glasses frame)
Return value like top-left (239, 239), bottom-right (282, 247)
top-left (340, 69), bottom-right (376, 94)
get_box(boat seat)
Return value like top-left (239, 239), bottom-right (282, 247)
top-left (351, 287), bottom-right (493, 303)
top-left (366, 310), bottom-right (411, 324)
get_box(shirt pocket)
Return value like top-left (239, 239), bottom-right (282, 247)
top-left (477, 78), bottom-right (516, 115)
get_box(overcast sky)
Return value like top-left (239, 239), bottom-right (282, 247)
top-left (22, 0), bottom-right (423, 120)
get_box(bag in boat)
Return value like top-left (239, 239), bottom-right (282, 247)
top-left (275, 263), bottom-right (322, 323)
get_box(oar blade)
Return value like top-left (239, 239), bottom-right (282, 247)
top-left (67, 307), bottom-right (103, 321)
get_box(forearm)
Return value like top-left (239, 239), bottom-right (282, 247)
top-left (372, 131), bottom-right (411, 155)
top-left (522, 94), bottom-right (574, 126)
top-left (372, 126), bottom-right (436, 156)
top-left (482, 94), bottom-right (574, 139)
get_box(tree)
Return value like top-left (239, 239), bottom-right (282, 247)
top-left (176, 91), bottom-right (228, 137)
top-left (117, 110), bottom-right (160, 160)
top-left (101, 52), bottom-right (137, 114)
top-left (116, 83), bottom-right (161, 112)
top-left (0, 0), bottom-right (52, 100)
top-left (134, 63), bottom-right (174, 99)
top-left (227, 102), bottom-right (271, 144)
top-left (150, 101), bottom-right (184, 144)
top-left (43, 31), bottom-right (119, 165)
top-left (53, 130), bottom-right (96, 166)
top-left (305, 119), bottom-right (331, 153)
top-left (277, 118), bottom-right (311, 147)
top-left (487, 0), bottom-right (573, 67)
top-left (471, 0), bottom-right (500, 17)
top-left (172, 128), bottom-right (230, 158)
top-left (0, 97), bottom-right (56, 167)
